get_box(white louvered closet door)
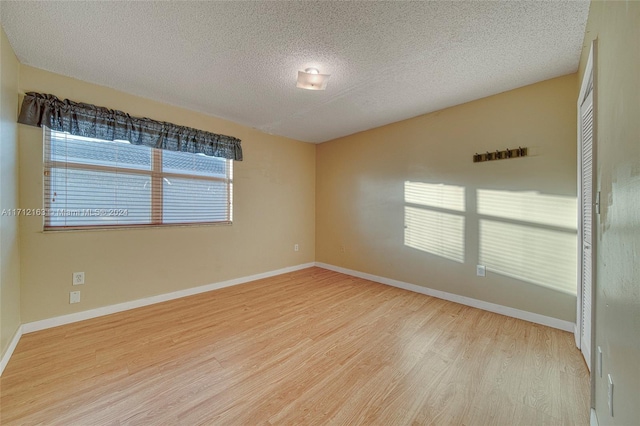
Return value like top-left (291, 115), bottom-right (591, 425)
top-left (580, 89), bottom-right (594, 367)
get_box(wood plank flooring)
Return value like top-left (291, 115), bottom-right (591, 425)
top-left (0, 267), bottom-right (590, 425)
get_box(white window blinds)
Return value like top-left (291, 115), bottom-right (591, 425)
top-left (44, 129), bottom-right (232, 230)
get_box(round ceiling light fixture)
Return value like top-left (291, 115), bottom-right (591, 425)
top-left (296, 67), bottom-right (330, 90)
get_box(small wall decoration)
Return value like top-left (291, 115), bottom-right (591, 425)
top-left (473, 147), bottom-right (528, 163)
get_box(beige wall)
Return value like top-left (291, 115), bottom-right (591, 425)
top-left (579, 1), bottom-right (640, 424)
top-left (0, 27), bottom-right (21, 357)
top-left (317, 74), bottom-right (578, 322)
top-left (18, 66), bottom-right (315, 323)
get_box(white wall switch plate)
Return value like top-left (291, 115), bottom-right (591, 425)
top-left (73, 272), bottom-right (85, 285)
top-left (608, 373), bottom-right (614, 417)
top-left (70, 291), bottom-right (81, 304)
top-left (476, 265), bottom-right (486, 277)
top-left (597, 346), bottom-right (603, 377)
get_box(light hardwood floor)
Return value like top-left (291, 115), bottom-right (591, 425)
top-left (1, 267), bottom-right (589, 425)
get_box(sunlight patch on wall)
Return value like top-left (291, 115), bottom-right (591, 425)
top-left (404, 182), bottom-right (465, 263)
top-left (477, 189), bottom-right (577, 229)
top-left (405, 207), bottom-right (465, 263)
top-left (405, 182), bottom-right (465, 212)
top-left (479, 219), bottom-right (577, 294)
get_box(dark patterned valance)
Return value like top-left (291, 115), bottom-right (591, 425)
top-left (18, 92), bottom-right (243, 161)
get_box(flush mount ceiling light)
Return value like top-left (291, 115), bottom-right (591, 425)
top-left (296, 68), bottom-right (331, 91)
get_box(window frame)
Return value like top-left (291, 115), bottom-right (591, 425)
top-left (43, 129), bottom-right (233, 231)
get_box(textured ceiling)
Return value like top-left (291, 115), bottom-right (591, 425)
top-left (0, 1), bottom-right (589, 143)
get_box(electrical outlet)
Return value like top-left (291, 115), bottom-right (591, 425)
top-left (608, 373), bottom-right (614, 417)
top-left (73, 272), bottom-right (85, 285)
top-left (476, 265), bottom-right (486, 277)
top-left (294, 244), bottom-right (299, 252)
top-left (340, 245), bottom-right (346, 253)
top-left (70, 291), bottom-right (81, 304)
top-left (597, 346), bottom-right (603, 377)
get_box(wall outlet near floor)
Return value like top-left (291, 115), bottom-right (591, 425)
top-left (294, 244), bottom-right (299, 252)
top-left (340, 245), bottom-right (346, 253)
top-left (73, 271), bottom-right (85, 285)
top-left (476, 265), bottom-right (486, 277)
top-left (70, 291), bottom-right (81, 304)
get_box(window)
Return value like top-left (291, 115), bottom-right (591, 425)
top-left (44, 129), bottom-right (233, 229)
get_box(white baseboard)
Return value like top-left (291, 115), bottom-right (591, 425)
top-left (590, 408), bottom-right (598, 426)
top-left (22, 262), bottom-right (315, 334)
top-left (0, 324), bottom-right (23, 376)
top-left (315, 262), bottom-right (575, 332)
